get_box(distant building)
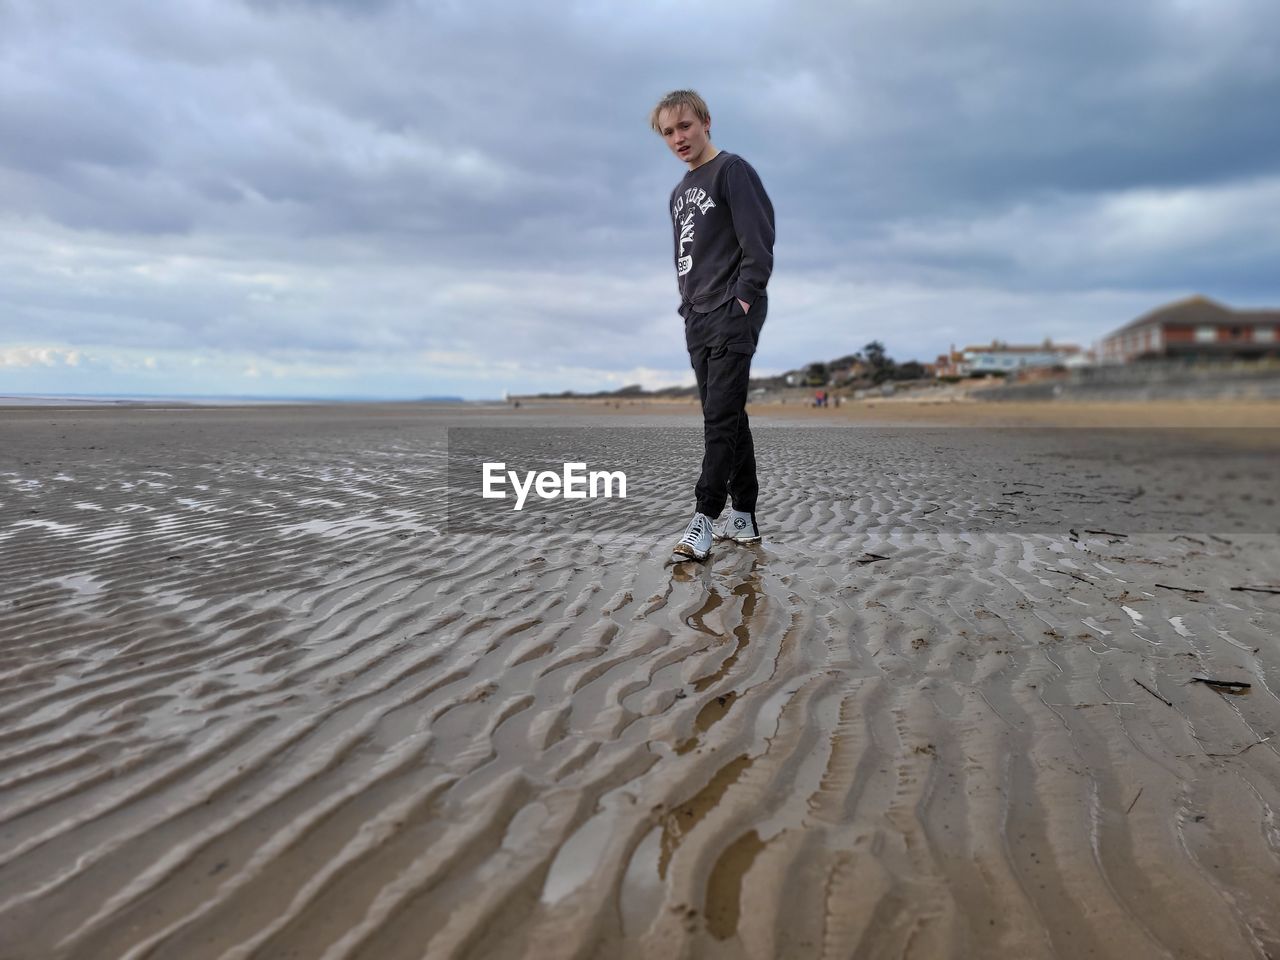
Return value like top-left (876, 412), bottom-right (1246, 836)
top-left (827, 360), bottom-right (868, 384)
top-left (952, 340), bottom-right (1080, 376)
top-left (935, 346), bottom-right (966, 378)
top-left (1062, 349), bottom-right (1096, 369)
top-left (1100, 296), bottom-right (1280, 363)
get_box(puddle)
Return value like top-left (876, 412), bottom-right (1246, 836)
top-left (13, 518), bottom-right (79, 536)
top-left (683, 588), bottom-right (725, 637)
top-left (276, 512), bottom-right (438, 539)
top-left (675, 692), bottom-right (737, 755)
top-left (46, 573), bottom-right (107, 596)
top-left (658, 754), bottom-right (753, 880)
top-left (705, 829), bottom-right (767, 940)
top-left (541, 802), bottom-right (626, 905)
top-left (1214, 628), bottom-right (1255, 653)
top-left (619, 826), bottom-right (664, 938)
top-left (296, 497), bottom-right (346, 510)
top-left (81, 523), bottom-right (135, 552)
top-left (175, 497), bottom-right (226, 512)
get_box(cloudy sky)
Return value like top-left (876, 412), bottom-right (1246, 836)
top-left (2, 0), bottom-right (1279, 399)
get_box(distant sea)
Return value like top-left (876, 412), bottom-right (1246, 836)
top-left (0, 394), bottom-right (473, 407)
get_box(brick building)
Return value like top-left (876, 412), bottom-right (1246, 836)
top-left (1101, 296), bottom-right (1280, 363)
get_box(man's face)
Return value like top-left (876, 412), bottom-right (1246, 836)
top-left (657, 105), bottom-right (712, 168)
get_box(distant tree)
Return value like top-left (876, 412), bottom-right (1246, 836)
top-left (893, 361), bottom-right (926, 381)
top-left (863, 340), bottom-right (896, 384)
top-left (829, 353), bottom-right (863, 369)
top-left (803, 362), bottom-right (829, 386)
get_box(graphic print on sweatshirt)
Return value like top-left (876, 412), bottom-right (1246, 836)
top-left (672, 186), bottom-right (716, 277)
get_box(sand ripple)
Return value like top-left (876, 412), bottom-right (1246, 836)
top-left (2, 407), bottom-right (1279, 959)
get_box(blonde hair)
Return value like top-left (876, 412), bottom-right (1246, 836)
top-left (649, 89), bottom-right (710, 134)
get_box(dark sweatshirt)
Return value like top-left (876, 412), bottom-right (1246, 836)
top-left (669, 151), bottom-right (774, 319)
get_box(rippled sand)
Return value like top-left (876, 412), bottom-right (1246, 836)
top-left (2, 403), bottom-right (1280, 959)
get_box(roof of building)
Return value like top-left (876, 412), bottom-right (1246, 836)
top-left (1104, 296), bottom-right (1280, 339)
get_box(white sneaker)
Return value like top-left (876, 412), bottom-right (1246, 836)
top-left (672, 512), bottom-right (714, 560)
top-left (714, 508), bottom-right (761, 543)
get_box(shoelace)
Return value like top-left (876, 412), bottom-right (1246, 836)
top-left (678, 516), bottom-right (708, 547)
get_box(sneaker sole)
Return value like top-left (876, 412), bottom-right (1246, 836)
top-left (713, 532), bottom-right (762, 543)
top-left (672, 544), bottom-right (710, 561)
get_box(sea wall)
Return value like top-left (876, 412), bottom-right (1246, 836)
top-left (975, 362), bottom-right (1280, 402)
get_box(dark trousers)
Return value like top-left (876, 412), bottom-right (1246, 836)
top-left (684, 295), bottom-right (767, 518)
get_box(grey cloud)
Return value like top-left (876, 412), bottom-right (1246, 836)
top-left (2, 0), bottom-right (1279, 397)
top-left (739, 1), bottom-right (1280, 218)
top-left (244, 0), bottom-right (404, 14)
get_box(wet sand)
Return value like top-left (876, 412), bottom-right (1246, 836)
top-left (2, 402), bottom-right (1280, 959)
top-left (527, 396), bottom-right (1280, 427)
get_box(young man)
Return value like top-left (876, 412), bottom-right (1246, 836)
top-left (651, 89), bottom-right (775, 560)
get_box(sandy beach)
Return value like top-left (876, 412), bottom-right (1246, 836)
top-left (2, 400), bottom-right (1279, 959)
